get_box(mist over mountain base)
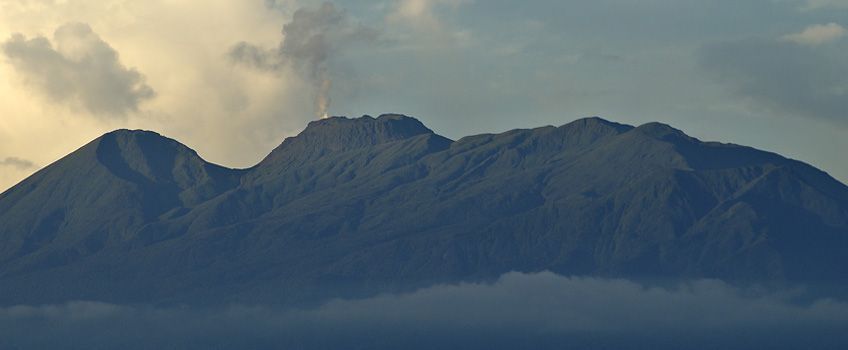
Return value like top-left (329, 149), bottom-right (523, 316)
top-left (2, 272), bottom-right (847, 350)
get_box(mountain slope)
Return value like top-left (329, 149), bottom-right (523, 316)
top-left (0, 130), bottom-right (241, 273)
top-left (0, 114), bottom-right (846, 305)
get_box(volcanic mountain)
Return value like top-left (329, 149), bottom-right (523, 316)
top-left (1, 114), bottom-right (847, 305)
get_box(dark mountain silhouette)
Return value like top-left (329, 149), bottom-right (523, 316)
top-left (1, 114), bottom-right (847, 305)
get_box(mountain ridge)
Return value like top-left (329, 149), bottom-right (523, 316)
top-left (1, 114), bottom-right (846, 306)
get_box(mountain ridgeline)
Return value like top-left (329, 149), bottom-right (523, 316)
top-left (1, 114), bottom-right (847, 305)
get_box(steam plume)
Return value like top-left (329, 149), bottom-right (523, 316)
top-left (230, 2), bottom-right (379, 119)
top-left (317, 75), bottom-right (331, 119)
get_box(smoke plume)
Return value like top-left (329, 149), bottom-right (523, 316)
top-left (230, 3), bottom-right (379, 119)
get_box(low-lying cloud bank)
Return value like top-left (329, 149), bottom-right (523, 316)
top-left (2, 272), bottom-right (847, 349)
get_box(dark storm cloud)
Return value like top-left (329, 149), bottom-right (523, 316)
top-left (1, 22), bottom-right (154, 117)
top-left (698, 37), bottom-right (848, 125)
top-left (0, 157), bottom-right (38, 170)
top-left (229, 2), bottom-right (380, 118)
top-left (1, 272), bottom-right (847, 349)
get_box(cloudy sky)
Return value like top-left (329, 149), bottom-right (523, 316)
top-left (1, 0), bottom-right (847, 192)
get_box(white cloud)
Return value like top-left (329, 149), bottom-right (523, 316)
top-left (1, 272), bottom-right (847, 349)
top-left (2, 22), bottom-right (155, 117)
top-left (0, 0), bottom-right (307, 192)
top-left (782, 23), bottom-right (847, 45)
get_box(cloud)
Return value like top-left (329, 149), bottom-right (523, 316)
top-left (0, 156), bottom-right (37, 171)
top-left (0, 272), bottom-right (847, 349)
top-left (699, 37), bottom-right (848, 125)
top-left (782, 23), bottom-right (847, 45)
top-left (228, 41), bottom-right (280, 71)
top-left (1, 22), bottom-right (155, 117)
top-left (230, 2), bottom-right (380, 119)
top-left (307, 272), bottom-right (848, 333)
top-left (0, 156), bottom-right (39, 192)
top-left (0, 0), bottom-right (309, 189)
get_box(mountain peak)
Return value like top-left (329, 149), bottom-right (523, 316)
top-left (563, 116), bottom-right (633, 130)
top-left (263, 114), bottom-right (440, 164)
top-left (97, 129), bottom-right (189, 157)
top-left (634, 121), bottom-right (691, 141)
top-left (301, 114), bottom-right (433, 141)
top-left (541, 116), bottom-right (634, 150)
top-left (105, 128), bottom-right (165, 138)
top-left (97, 128), bottom-right (194, 159)
top-left (94, 128), bottom-right (214, 186)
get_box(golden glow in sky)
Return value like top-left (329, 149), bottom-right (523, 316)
top-left (2, 0), bottom-right (848, 192)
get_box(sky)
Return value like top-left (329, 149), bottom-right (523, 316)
top-left (1, 0), bottom-right (847, 192)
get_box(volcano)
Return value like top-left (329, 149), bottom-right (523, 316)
top-left (1, 114), bottom-right (847, 305)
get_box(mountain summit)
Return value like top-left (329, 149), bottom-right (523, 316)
top-left (1, 115), bottom-right (847, 305)
top-left (260, 114), bottom-right (439, 164)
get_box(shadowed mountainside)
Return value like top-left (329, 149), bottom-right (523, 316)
top-left (1, 114), bottom-right (847, 305)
